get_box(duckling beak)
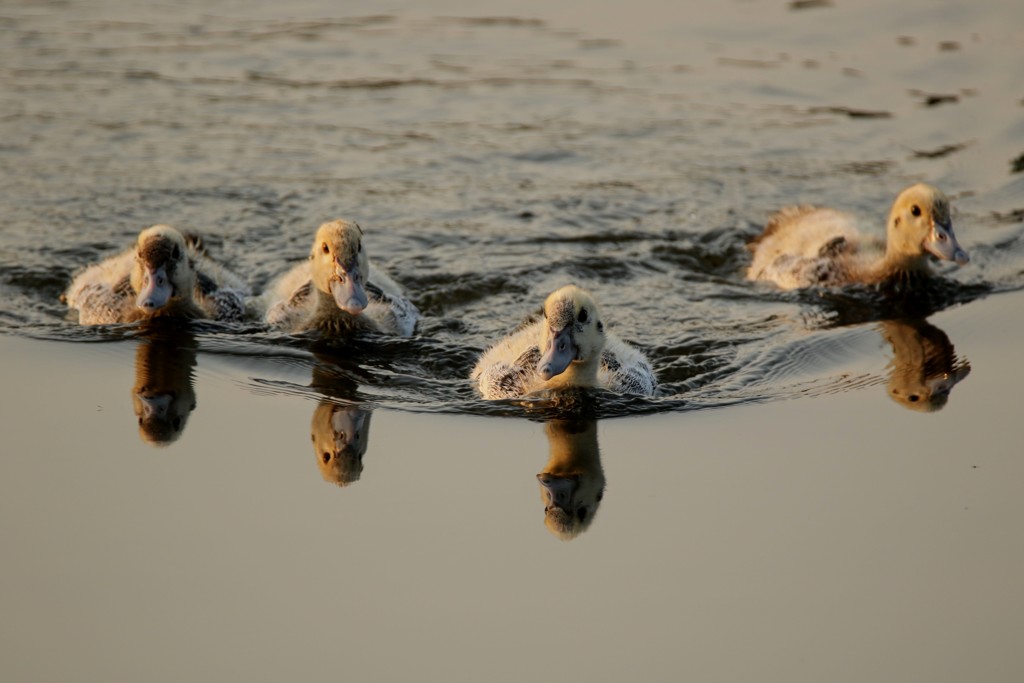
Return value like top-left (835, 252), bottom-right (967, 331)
top-left (329, 263), bottom-right (369, 315)
top-left (925, 221), bottom-right (970, 266)
top-left (136, 264), bottom-right (173, 310)
top-left (538, 325), bottom-right (577, 380)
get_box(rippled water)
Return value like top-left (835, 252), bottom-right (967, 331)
top-left (2, 0), bottom-right (1022, 419)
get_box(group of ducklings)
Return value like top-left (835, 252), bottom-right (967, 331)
top-left (65, 182), bottom-right (970, 400)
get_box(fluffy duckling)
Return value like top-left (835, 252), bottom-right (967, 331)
top-left (264, 220), bottom-right (418, 336)
top-left (472, 285), bottom-right (656, 399)
top-left (65, 224), bottom-right (250, 324)
top-left (747, 183), bottom-right (969, 290)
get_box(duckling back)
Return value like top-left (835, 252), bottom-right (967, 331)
top-left (65, 250), bottom-right (141, 324)
top-left (598, 337), bottom-right (657, 396)
top-left (747, 206), bottom-right (877, 289)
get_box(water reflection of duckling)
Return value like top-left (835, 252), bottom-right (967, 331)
top-left (131, 329), bottom-right (197, 446)
top-left (311, 402), bottom-right (372, 486)
top-left (264, 219), bottom-right (418, 337)
top-left (472, 284), bottom-right (656, 399)
top-left (881, 318), bottom-right (970, 412)
top-left (747, 184), bottom-right (969, 290)
top-left (65, 224), bottom-right (250, 324)
top-left (537, 420), bottom-right (605, 541)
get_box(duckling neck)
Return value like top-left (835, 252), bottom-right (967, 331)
top-left (313, 289), bottom-right (372, 333)
top-left (543, 357), bottom-right (600, 390)
top-left (127, 297), bottom-right (203, 322)
top-left (869, 249), bottom-right (932, 283)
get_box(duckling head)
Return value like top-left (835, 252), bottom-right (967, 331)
top-left (886, 184), bottom-right (969, 266)
top-left (310, 220), bottom-right (370, 315)
top-left (538, 285), bottom-right (606, 383)
top-left (131, 225), bottom-right (196, 312)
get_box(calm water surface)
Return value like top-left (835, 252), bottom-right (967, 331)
top-left (2, 0), bottom-right (1023, 680)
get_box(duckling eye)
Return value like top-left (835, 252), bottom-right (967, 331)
top-left (578, 308), bottom-right (588, 323)
top-left (171, 244), bottom-right (180, 260)
top-left (321, 242), bottom-right (330, 254)
top-left (908, 394), bottom-right (920, 402)
top-left (322, 451), bottom-right (331, 464)
top-left (577, 507), bottom-right (588, 522)
top-left (911, 205), bottom-right (922, 217)
top-left (357, 242), bottom-right (362, 253)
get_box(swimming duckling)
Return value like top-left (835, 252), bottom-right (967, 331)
top-left (472, 285), bottom-right (656, 399)
top-left (747, 183), bottom-right (969, 290)
top-left (65, 224), bottom-right (250, 324)
top-left (264, 219), bottom-right (418, 336)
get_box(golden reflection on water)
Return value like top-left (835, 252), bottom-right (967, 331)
top-left (131, 328), bottom-right (197, 446)
top-left (881, 318), bottom-right (970, 412)
top-left (311, 402), bottom-right (371, 486)
top-left (308, 349), bottom-right (373, 487)
top-left (538, 418), bottom-right (606, 541)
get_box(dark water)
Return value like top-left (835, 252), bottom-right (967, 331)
top-left (2, 0), bottom-right (1022, 419)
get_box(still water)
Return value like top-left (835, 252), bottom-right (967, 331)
top-left (2, 0), bottom-right (1023, 680)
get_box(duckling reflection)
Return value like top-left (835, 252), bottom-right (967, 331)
top-left (309, 351), bottom-right (373, 487)
top-left (881, 318), bottom-right (970, 412)
top-left (131, 328), bottom-right (197, 446)
top-left (537, 419), bottom-right (606, 540)
top-left (311, 401), bottom-right (372, 486)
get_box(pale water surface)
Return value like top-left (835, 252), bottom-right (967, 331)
top-left (2, 0), bottom-right (1023, 680)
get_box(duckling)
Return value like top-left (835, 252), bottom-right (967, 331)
top-left (472, 284), bottom-right (656, 399)
top-left (747, 183), bottom-right (970, 290)
top-left (64, 224), bottom-right (250, 324)
top-left (263, 219), bottom-right (418, 336)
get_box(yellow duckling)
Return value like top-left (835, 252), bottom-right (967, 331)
top-left (472, 284), bottom-right (656, 399)
top-left (263, 219), bottom-right (418, 336)
top-left (747, 183), bottom-right (969, 289)
top-left (64, 224), bottom-right (250, 324)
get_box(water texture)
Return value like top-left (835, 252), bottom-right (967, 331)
top-left (1, 0), bottom-right (1022, 418)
